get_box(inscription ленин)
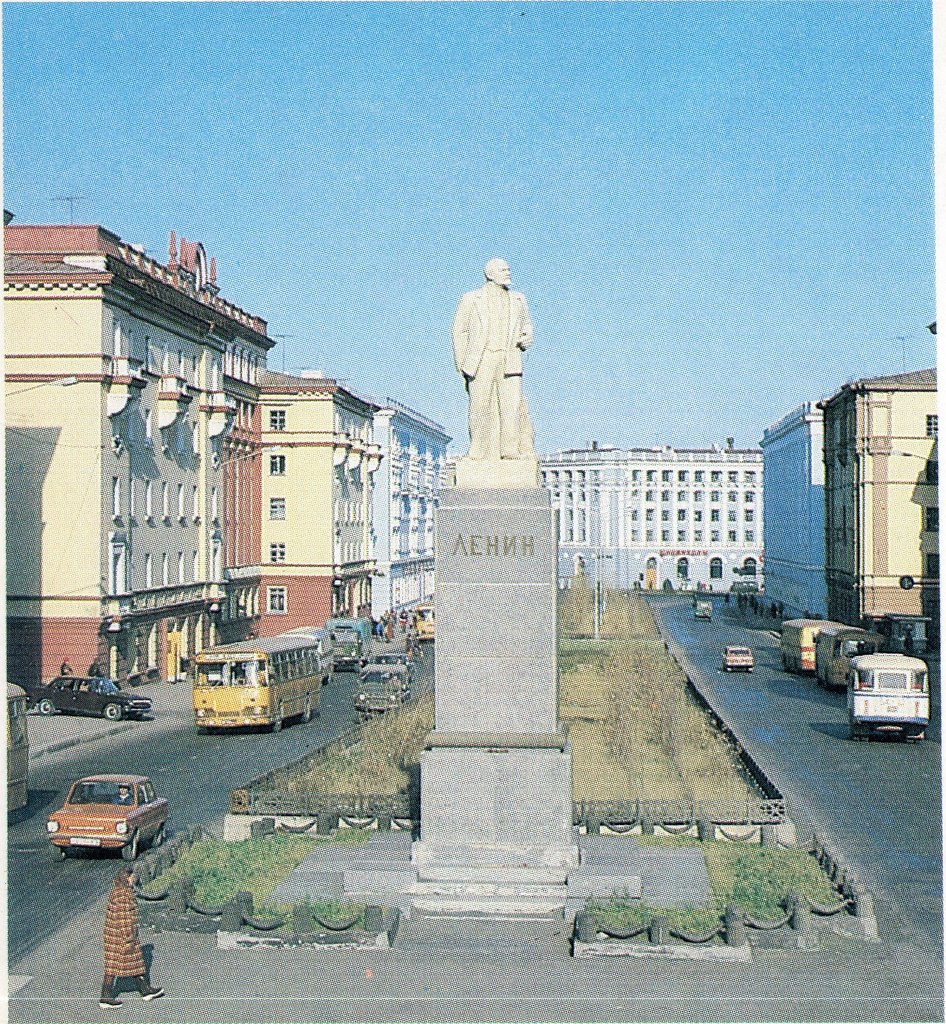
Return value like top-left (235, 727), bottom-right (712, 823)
top-left (451, 534), bottom-right (535, 557)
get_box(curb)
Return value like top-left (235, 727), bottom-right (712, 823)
top-left (572, 939), bottom-right (752, 962)
top-left (30, 721), bottom-right (134, 759)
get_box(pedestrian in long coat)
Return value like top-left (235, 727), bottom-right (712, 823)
top-left (100, 867), bottom-right (164, 1008)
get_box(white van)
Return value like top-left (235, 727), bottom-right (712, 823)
top-left (847, 653), bottom-right (929, 742)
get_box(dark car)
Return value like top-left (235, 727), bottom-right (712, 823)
top-left (29, 677), bottom-right (153, 722)
top-left (354, 670), bottom-right (406, 719)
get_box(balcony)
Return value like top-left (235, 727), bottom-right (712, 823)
top-left (157, 375), bottom-right (193, 428)
top-left (105, 356), bottom-right (146, 417)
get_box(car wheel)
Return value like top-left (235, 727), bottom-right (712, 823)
top-left (103, 703), bottom-right (123, 722)
top-left (121, 831), bottom-right (140, 861)
top-left (52, 844), bottom-right (67, 861)
top-left (37, 698), bottom-right (56, 716)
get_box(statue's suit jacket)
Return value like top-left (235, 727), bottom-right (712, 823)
top-left (452, 285), bottom-right (533, 379)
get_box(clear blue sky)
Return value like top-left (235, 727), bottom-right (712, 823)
top-left (4, 2), bottom-right (936, 452)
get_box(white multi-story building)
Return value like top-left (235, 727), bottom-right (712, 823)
top-left (541, 443), bottom-right (764, 592)
top-left (370, 398), bottom-right (450, 617)
top-left (761, 403), bottom-right (827, 619)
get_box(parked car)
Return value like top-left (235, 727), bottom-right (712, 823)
top-left (366, 652), bottom-right (414, 690)
top-left (730, 580), bottom-right (760, 594)
top-left (28, 676), bottom-right (153, 721)
top-left (47, 774), bottom-right (168, 861)
top-left (722, 646), bottom-right (755, 673)
top-left (354, 669), bottom-right (406, 719)
top-left (694, 600), bottom-right (713, 620)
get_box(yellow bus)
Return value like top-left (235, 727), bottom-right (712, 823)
top-left (7, 683), bottom-right (29, 813)
top-left (193, 627), bottom-right (331, 733)
top-left (414, 602), bottom-right (435, 641)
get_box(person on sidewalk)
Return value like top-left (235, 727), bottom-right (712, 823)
top-left (99, 867), bottom-right (164, 1009)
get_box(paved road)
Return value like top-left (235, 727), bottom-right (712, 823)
top-left (8, 637), bottom-right (430, 964)
top-left (9, 626), bottom-right (943, 1023)
top-left (649, 593), bottom-right (943, 955)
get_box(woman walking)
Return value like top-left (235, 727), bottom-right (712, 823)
top-left (99, 867), bottom-right (164, 1008)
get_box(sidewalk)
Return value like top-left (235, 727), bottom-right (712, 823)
top-left (27, 680), bottom-right (193, 761)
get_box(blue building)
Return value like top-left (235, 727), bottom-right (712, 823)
top-left (369, 398), bottom-right (450, 618)
top-left (760, 402), bottom-right (826, 618)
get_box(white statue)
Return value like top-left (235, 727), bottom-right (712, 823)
top-left (452, 258), bottom-right (537, 472)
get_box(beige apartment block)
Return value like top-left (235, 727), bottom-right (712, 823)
top-left (822, 368), bottom-right (938, 635)
top-left (5, 223), bottom-right (273, 685)
top-left (257, 370), bottom-right (381, 635)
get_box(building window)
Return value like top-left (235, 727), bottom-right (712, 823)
top-left (646, 490), bottom-right (655, 502)
top-left (662, 470), bottom-right (671, 482)
top-left (745, 510), bottom-right (754, 523)
top-left (268, 586), bottom-right (287, 613)
top-left (145, 409), bottom-right (153, 444)
top-left (743, 557), bottom-right (757, 575)
top-left (711, 491), bottom-right (720, 502)
top-left (193, 550), bottom-right (199, 581)
top-left (710, 557), bottom-right (723, 579)
top-left (728, 471), bottom-right (738, 482)
top-left (177, 484), bottom-right (185, 519)
top-left (661, 490), bottom-right (671, 502)
top-left (677, 529), bottom-right (686, 542)
top-left (927, 415), bottom-right (938, 438)
top-left (161, 553), bottom-right (169, 587)
top-left (677, 509), bottom-right (686, 521)
top-left (728, 530), bottom-right (737, 542)
top-left (728, 491), bottom-right (738, 502)
top-left (646, 509), bottom-right (654, 521)
top-left (927, 459), bottom-right (939, 484)
top-left (632, 470), bottom-right (641, 482)
top-left (661, 529), bottom-right (670, 542)
top-left (677, 490), bottom-right (686, 501)
top-left (711, 530), bottom-right (721, 543)
top-left (711, 471), bottom-right (721, 483)
top-left (211, 486), bottom-right (218, 520)
top-left (145, 481), bottom-right (153, 517)
top-left (145, 553), bottom-right (153, 589)
top-left (109, 542), bottom-right (126, 595)
top-left (661, 510), bottom-right (670, 522)
top-left (269, 497), bottom-right (286, 520)
top-left (270, 543), bottom-right (286, 563)
top-left (926, 553), bottom-right (939, 578)
top-left (745, 530), bottom-right (755, 542)
top-left (269, 409), bottom-right (286, 431)
top-left (646, 529), bottom-right (655, 542)
top-left (711, 509), bottom-right (720, 522)
top-left (694, 530), bottom-right (703, 541)
top-left (631, 509), bottom-right (639, 521)
top-left (646, 470), bottom-right (656, 482)
top-left (270, 454), bottom-right (286, 476)
top-left (745, 471), bottom-right (756, 483)
top-left (925, 507), bottom-right (939, 532)
top-left (112, 477), bottom-right (121, 518)
top-left (676, 557), bottom-right (689, 579)
top-left (129, 480), bottom-right (136, 518)
top-left (178, 551), bottom-right (185, 583)
top-left (678, 471), bottom-right (688, 483)
top-left (694, 471), bottom-right (704, 482)
top-left (192, 485), bottom-right (199, 518)
top-left (694, 510), bottom-right (703, 522)
top-left (162, 482), bottom-right (169, 519)
top-left (745, 491), bottom-right (756, 503)
top-left (729, 510), bottom-right (737, 522)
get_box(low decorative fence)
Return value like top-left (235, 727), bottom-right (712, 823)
top-left (133, 825), bottom-right (398, 947)
top-left (574, 833), bottom-right (879, 955)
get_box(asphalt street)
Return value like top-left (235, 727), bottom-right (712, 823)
top-left (8, 617), bottom-right (943, 1022)
top-left (648, 594), bottom-right (942, 956)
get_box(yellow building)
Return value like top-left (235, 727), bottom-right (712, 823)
top-left (822, 368), bottom-right (938, 642)
top-left (5, 223), bottom-right (273, 685)
top-left (257, 370), bottom-right (381, 635)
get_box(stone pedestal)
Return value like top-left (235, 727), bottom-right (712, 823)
top-left (413, 486), bottom-right (579, 876)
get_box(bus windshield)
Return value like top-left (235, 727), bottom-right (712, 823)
top-left (197, 659), bottom-right (262, 686)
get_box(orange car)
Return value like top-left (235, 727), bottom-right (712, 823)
top-left (47, 774), bottom-right (168, 861)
